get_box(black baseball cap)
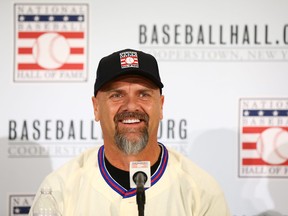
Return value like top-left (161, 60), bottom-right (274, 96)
top-left (94, 49), bottom-right (164, 96)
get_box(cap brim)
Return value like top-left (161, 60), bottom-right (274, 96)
top-left (94, 69), bottom-right (163, 96)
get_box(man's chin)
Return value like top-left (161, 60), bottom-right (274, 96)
top-left (119, 130), bottom-right (144, 139)
top-left (122, 136), bottom-right (143, 144)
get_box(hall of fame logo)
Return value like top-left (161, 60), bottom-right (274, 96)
top-left (9, 194), bottom-right (35, 216)
top-left (239, 98), bottom-right (288, 177)
top-left (120, 51), bottom-right (139, 69)
top-left (14, 4), bottom-right (88, 82)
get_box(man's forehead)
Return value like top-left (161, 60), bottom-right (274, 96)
top-left (100, 75), bottom-right (159, 91)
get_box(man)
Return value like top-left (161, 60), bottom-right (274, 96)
top-left (29, 49), bottom-right (231, 215)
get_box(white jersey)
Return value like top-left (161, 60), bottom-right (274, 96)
top-left (29, 143), bottom-right (231, 216)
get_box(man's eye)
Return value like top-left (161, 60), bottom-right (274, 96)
top-left (139, 93), bottom-right (150, 98)
top-left (110, 93), bottom-right (122, 98)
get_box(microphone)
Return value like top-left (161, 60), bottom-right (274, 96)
top-left (133, 171), bottom-right (148, 189)
top-left (130, 161), bottom-right (150, 216)
top-left (133, 171), bottom-right (147, 216)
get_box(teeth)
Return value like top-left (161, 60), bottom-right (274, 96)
top-left (122, 119), bottom-right (140, 124)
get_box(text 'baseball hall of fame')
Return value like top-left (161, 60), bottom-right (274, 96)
top-left (14, 4), bottom-right (88, 82)
top-left (239, 98), bottom-right (288, 177)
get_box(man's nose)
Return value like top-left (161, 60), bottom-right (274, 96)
top-left (122, 95), bottom-right (140, 112)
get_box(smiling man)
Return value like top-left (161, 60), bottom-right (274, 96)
top-left (29, 49), bottom-right (231, 216)
top-left (92, 75), bottom-right (164, 171)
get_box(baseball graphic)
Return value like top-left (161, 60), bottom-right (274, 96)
top-left (125, 57), bottom-right (135, 64)
top-left (257, 127), bottom-right (288, 164)
top-left (275, 129), bottom-right (288, 159)
top-left (33, 32), bottom-right (70, 69)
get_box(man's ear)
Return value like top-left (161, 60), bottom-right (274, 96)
top-left (160, 95), bottom-right (164, 120)
top-left (92, 96), bottom-right (100, 121)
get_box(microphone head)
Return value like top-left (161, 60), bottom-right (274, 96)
top-left (133, 171), bottom-right (148, 184)
top-left (129, 161), bottom-right (151, 188)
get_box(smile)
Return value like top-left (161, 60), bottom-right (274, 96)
top-left (122, 119), bottom-right (141, 124)
top-left (114, 111), bottom-right (149, 126)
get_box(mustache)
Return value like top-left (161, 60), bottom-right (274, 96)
top-left (114, 111), bottom-right (149, 123)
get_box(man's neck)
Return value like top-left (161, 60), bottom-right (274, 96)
top-left (104, 141), bottom-right (161, 171)
top-left (104, 145), bottom-right (162, 190)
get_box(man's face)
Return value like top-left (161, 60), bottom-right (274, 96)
top-left (92, 75), bottom-right (164, 155)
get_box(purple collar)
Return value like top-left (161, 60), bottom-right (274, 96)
top-left (98, 143), bottom-right (168, 198)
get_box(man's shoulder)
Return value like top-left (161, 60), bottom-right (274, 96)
top-left (166, 147), bottom-right (231, 215)
top-left (167, 147), bottom-right (223, 194)
top-left (46, 145), bottom-right (101, 180)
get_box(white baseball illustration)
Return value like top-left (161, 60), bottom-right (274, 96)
top-left (275, 129), bottom-right (288, 159)
top-left (257, 127), bottom-right (288, 164)
top-left (125, 57), bottom-right (135, 64)
top-left (33, 32), bottom-right (70, 69)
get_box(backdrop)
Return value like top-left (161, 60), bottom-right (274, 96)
top-left (1, 0), bottom-right (288, 215)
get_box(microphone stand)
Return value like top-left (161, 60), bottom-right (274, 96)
top-left (136, 183), bottom-right (145, 216)
top-left (134, 172), bottom-right (147, 216)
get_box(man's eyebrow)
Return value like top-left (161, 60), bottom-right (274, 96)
top-left (103, 88), bottom-right (123, 93)
top-left (139, 88), bottom-right (154, 93)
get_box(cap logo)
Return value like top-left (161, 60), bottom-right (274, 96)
top-left (119, 51), bottom-right (139, 69)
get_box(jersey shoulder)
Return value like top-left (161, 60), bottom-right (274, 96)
top-left (167, 147), bottom-right (224, 195)
top-left (42, 146), bottom-right (101, 186)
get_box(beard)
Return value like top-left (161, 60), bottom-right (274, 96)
top-left (114, 111), bottom-right (149, 155)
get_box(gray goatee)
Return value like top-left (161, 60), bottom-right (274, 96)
top-left (114, 111), bottom-right (149, 155)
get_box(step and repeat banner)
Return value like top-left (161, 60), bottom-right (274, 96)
top-left (0, 0), bottom-right (288, 215)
